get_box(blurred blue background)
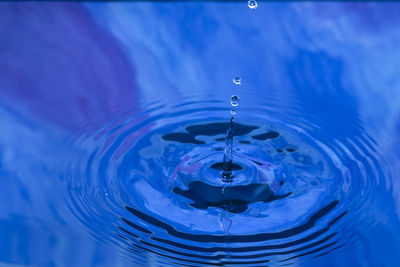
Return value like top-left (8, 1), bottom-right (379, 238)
top-left (1, 1), bottom-right (400, 266)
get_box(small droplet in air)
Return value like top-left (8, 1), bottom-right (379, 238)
top-left (248, 0), bottom-right (258, 10)
top-left (230, 109), bottom-right (236, 116)
top-left (233, 77), bottom-right (241, 85)
top-left (231, 95), bottom-right (240, 107)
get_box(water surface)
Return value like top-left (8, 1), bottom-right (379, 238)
top-left (1, 2), bottom-right (400, 267)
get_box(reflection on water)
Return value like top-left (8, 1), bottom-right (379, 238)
top-left (1, 1), bottom-right (400, 267)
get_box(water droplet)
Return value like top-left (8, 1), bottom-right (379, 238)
top-left (248, 0), bottom-right (258, 10)
top-left (230, 109), bottom-right (236, 116)
top-left (231, 95), bottom-right (240, 107)
top-left (233, 77), bottom-right (241, 85)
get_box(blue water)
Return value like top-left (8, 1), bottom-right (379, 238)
top-left (1, 2), bottom-right (400, 266)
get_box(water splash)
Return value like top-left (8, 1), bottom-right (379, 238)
top-left (222, 95), bottom-right (240, 182)
top-left (63, 99), bottom-right (385, 265)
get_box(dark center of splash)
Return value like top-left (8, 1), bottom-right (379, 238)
top-left (173, 181), bottom-right (291, 213)
top-left (162, 122), bottom-right (281, 145)
top-left (162, 122), bottom-right (259, 144)
top-left (210, 162), bottom-right (243, 171)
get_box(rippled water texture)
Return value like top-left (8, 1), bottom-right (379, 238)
top-left (1, 2), bottom-right (400, 267)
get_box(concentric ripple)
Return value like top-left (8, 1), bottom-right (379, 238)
top-left (62, 98), bottom-right (390, 266)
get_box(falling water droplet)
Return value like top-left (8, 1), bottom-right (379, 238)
top-left (233, 77), bottom-right (241, 85)
top-left (230, 109), bottom-right (236, 116)
top-left (231, 95), bottom-right (240, 107)
top-left (248, 0), bottom-right (258, 10)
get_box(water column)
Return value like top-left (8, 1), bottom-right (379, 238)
top-left (222, 79), bottom-right (240, 182)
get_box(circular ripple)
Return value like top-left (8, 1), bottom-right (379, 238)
top-left (62, 99), bottom-right (390, 266)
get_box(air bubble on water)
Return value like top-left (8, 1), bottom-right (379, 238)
top-left (248, 0), bottom-right (258, 10)
top-left (233, 77), bottom-right (241, 85)
top-left (230, 109), bottom-right (236, 116)
top-left (231, 95), bottom-right (240, 107)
